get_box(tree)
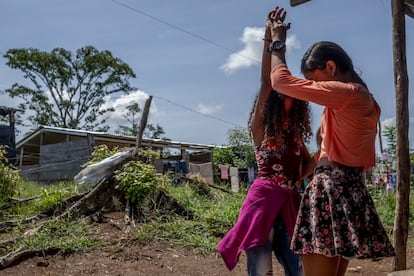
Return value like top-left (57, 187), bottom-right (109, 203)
top-left (144, 123), bottom-right (168, 140)
top-left (227, 127), bottom-right (251, 148)
top-left (115, 101), bottom-right (169, 140)
top-left (213, 146), bottom-right (237, 168)
top-left (115, 102), bottom-right (141, 136)
top-left (221, 127), bottom-right (256, 169)
top-left (383, 125), bottom-right (397, 156)
top-left (2, 46), bottom-right (136, 131)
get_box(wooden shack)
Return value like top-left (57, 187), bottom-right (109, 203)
top-left (16, 126), bottom-right (215, 184)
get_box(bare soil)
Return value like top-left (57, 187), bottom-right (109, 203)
top-left (1, 212), bottom-right (413, 276)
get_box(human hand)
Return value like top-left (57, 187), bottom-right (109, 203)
top-left (267, 6), bottom-right (291, 42)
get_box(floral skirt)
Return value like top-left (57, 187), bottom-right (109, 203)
top-left (291, 165), bottom-right (395, 259)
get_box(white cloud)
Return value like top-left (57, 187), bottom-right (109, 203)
top-left (101, 90), bottom-right (160, 127)
top-left (219, 27), bottom-right (263, 74)
top-left (286, 34), bottom-right (301, 53)
top-left (220, 27), bottom-right (301, 75)
top-left (197, 102), bottom-right (223, 115)
top-left (381, 117), bottom-right (396, 128)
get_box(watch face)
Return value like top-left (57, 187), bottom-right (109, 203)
top-left (267, 40), bottom-right (285, 53)
top-left (273, 40), bottom-right (285, 50)
top-left (272, 40), bottom-right (285, 50)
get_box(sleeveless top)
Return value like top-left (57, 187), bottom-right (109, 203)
top-left (255, 134), bottom-right (305, 188)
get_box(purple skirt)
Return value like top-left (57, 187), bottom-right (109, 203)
top-left (291, 165), bottom-right (395, 259)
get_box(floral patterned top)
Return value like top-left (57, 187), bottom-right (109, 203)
top-left (255, 134), bottom-right (305, 189)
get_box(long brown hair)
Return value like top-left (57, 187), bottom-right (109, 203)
top-left (248, 90), bottom-right (312, 143)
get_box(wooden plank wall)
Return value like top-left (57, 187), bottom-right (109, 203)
top-left (39, 139), bottom-right (91, 182)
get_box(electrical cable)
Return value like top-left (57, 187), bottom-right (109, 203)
top-left (111, 0), bottom-right (260, 64)
top-left (152, 95), bottom-right (243, 127)
top-left (109, 0), bottom-right (253, 127)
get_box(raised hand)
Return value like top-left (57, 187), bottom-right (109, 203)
top-left (267, 6), bottom-right (291, 42)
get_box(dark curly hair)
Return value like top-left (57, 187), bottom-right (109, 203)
top-left (248, 90), bottom-right (312, 143)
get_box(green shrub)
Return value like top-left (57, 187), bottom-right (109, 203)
top-left (82, 144), bottom-right (119, 167)
top-left (114, 160), bottom-right (158, 205)
top-left (0, 146), bottom-right (20, 204)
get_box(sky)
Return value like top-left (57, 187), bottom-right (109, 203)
top-left (0, 0), bottom-right (413, 152)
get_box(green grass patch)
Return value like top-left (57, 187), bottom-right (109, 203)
top-left (2, 181), bottom-right (80, 221)
top-left (369, 187), bottom-right (414, 236)
top-left (133, 183), bottom-right (414, 254)
top-left (133, 183), bottom-right (245, 254)
top-left (3, 179), bottom-right (414, 257)
top-left (1, 181), bottom-right (96, 256)
top-left (1, 217), bottom-right (96, 254)
top-left (22, 218), bottom-right (95, 251)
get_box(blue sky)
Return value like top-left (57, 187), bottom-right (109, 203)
top-left (0, 0), bottom-right (413, 151)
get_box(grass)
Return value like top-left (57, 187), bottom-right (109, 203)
top-left (2, 181), bottom-right (81, 221)
top-left (2, 179), bottom-right (413, 257)
top-left (133, 183), bottom-right (246, 254)
top-left (0, 181), bottom-right (96, 255)
top-left (8, 217), bottom-right (96, 253)
top-left (369, 186), bottom-right (414, 243)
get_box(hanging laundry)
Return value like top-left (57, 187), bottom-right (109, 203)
top-left (218, 164), bottom-right (229, 180)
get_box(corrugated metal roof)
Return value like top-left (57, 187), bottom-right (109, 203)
top-left (16, 125), bottom-right (216, 150)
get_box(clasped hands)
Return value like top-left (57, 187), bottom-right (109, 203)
top-left (267, 6), bottom-right (290, 43)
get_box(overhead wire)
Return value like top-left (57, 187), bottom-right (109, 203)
top-left (110, 0), bottom-right (250, 128)
top-left (111, 0), bottom-right (260, 65)
top-left (152, 95), bottom-right (243, 127)
top-left (109, 91), bottom-right (243, 127)
top-left (3, 2), bottom-right (250, 130)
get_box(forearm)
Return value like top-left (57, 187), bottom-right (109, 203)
top-left (261, 26), bottom-right (273, 88)
top-left (251, 29), bottom-right (273, 145)
top-left (271, 48), bottom-right (286, 70)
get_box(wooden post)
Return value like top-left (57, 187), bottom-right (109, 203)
top-left (125, 95), bottom-right (153, 224)
top-left (19, 146), bottom-right (24, 167)
top-left (391, 0), bottom-right (410, 271)
top-left (135, 96), bottom-right (153, 149)
top-left (290, 0), bottom-right (311, 6)
top-left (378, 121), bottom-right (384, 154)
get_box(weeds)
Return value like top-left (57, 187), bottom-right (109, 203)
top-left (0, 181), bottom-right (96, 255)
top-left (2, 181), bottom-right (78, 220)
top-left (0, 146), bottom-right (19, 204)
top-left (2, 178), bottom-right (413, 258)
top-left (16, 218), bottom-right (95, 252)
top-left (369, 187), bottom-right (414, 238)
top-left (132, 182), bottom-right (245, 254)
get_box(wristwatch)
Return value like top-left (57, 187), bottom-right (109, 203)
top-left (267, 40), bottom-right (286, 53)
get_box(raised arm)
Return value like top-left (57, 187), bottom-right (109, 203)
top-left (268, 7), bottom-right (290, 69)
top-left (249, 19), bottom-right (273, 146)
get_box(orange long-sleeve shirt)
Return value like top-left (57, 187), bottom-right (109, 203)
top-left (271, 64), bottom-right (380, 168)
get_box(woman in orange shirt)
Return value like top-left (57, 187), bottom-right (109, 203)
top-left (266, 6), bottom-right (395, 276)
